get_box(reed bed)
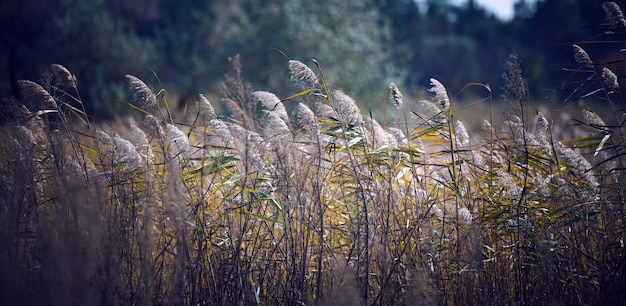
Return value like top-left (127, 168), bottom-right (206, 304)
top-left (1, 3), bottom-right (626, 305)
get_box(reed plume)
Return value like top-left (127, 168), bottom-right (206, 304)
top-left (602, 2), bottom-right (626, 28)
top-left (428, 78), bottom-right (450, 113)
top-left (289, 60), bottom-right (319, 90)
top-left (573, 44), bottom-right (593, 67)
top-left (197, 94), bottom-right (217, 121)
top-left (126, 75), bottom-right (157, 111)
top-left (389, 82), bottom-right (403, 107)
top-left (50, 64), bottom-right (77, 88)
top-left (18, 80), bottom-right (58, 110)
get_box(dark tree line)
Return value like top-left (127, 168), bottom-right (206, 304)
top-left (0, 0), bottom-right (618, 117)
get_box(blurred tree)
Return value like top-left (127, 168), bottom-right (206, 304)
top-left (379, 0), bottom-right (509, 100)
top-left (0, 0), bottom-right (159, 117)
top-left (51, 0), bottom-right (158, 116)
top-left (508, 0), bottom-right (607, 101)
top-left (0, 0), bottom-right (618, 118)
top-left (210, 0), bottom-right (398, 110)
top-left (0, 0), bottom-right (58, 99)
top-left (149, 0), bottom-right (217, 106)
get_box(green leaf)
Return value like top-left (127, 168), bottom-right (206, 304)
top-left (341, 136), bottom-right (363, 149)
top-left (225, 173), bottom-right (243, 185)
top-left (255, 190), bottom-right (283, 212)
top-left (281, 88), bottom-right (315, 102)
top-left (594, 134), bottom-right (611, 156)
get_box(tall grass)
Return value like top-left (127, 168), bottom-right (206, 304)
top-left (1, 3), bottom-right (626, 305)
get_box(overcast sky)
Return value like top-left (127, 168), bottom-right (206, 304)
top-left (448, 0), bottom-right (535, 21)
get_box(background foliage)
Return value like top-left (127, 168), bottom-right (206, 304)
top-left (0, 0), bottom-right (618, 118)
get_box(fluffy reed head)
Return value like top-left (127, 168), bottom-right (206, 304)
top-left (208, 119), bottom-right (235, 148)
top-left (126, 75), bottom-right (157, 111)
top-left (113, 135), bottom-right (143, 171)
top-left (387, 127), bottom-right (407, 147)
top-left (165, 124), bottom-right (190, 155)
top-left (535, 112), bottom-right (549, 132)
top-left (454, 120), bottom-right (470, 148)
top-left (573, 44), bottom-right (593, 67)
top-left (601, 67), bottom-right (619, 90)
top-left (332, 90), bottom-right (363, 127)
top-left (222, 98), bottom-right (251, 127)
top-left (143, 114), bottom-right (164, 139)
top-left (197, 94), bottom-right (217, 121)
top-left (253, 91), bottom-right (289, 123)
top-left (602, 2), bottom-right (626, 28)
top-left (416, 100), bottom-right (445, 123)
top-left (428, 78), bottom-right (450, 112)
top-left (18, 80), bottom-right (58, 109)
top-left (458, 207), bottom-right (473, 225)
top-left (262, 111), bottom-right (290, 137)
top-left (288, 60), bottom-right (318, 90)
top-left (50, 64), bottom-right (77, 88)
top-left (293, 103), bottom-right (318, 131)
top-left (389, 82), bottom-right (403, 107)
top-left (582, 109), bottom-right (608, 136)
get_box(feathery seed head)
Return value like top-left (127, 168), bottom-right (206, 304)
top-left (129, 123), bottom-right (149, 142)
top-left (582, 109), bottom-right (608, 136)
top-left (332, 90), bottom-right (363, 126)
top-left (129, 124), bottom-right (153, 160)
top-left (263, 111), bottom-right (290, 137)
top-left (289, 60), bottom-right (318, 90)
top-left (50, 64), bottom-right (77, 88)
top-left (428, 78), bottom-right (450, 112)
top-left (483, 119), bottom-right (493, 133)
top-left (294, 103), bottom-right (318, 130)
top-left (497, 170), bottom-right (523, 200)
top-left (208, 119), bottom-right (235, 148)
top-left (416, 100), bottom-right (442, 116)
top-left (197, 94), bottom-right (217, 121)
top-left (458, 207), bottom-right (473, 225)
top-left (96, 130), bottom-right (115, 160)
top-left (126, 74), bottom-right (157, 110)
top-left (454, 120), bottom-right (470, 148)
top-left (415, 100), bottom-right (446, 124)
top-left (602, 2), bottom-right (626, 28)
top-left (96, 130), bottom-right (113, 146)
top-left (254, 91), bottom-right (289, 123)
top-left (582, 109), bottom-right (606, 127)
top-left (313, 101), bottom-right (336, 119)
top-left (601, 67), bottom-right (619, 90)
top-left (387, 127), bottom-right (408, 147)
top-left (504, 115), bottom-right (541, 148)
top-left (573, 45), bottom-right (593, 67)
top-left (165, 124), bottom-right (190, 155)
top-left (114, 135), bottom-right (142, 171)
top-left (534, 112), bottom-right (553, 156)
top-left (143, 115), bottom-right (164, 139)
top-left (221, 98), bottom-right (249, 126)
top-left (229, 122), bottom-right (263, 147)
top-left (536, 112), bottom-right (549, 132)
top-left (254, 90), bottom-right (280, 110)
top-left (18, 80), bottom-right (57, 109)
top-left (555, 141), bottom-right (599, 194)
top-left (389, 82), bottom-right (403, 107)
top-left (365, 117), bottom-right (395, 148)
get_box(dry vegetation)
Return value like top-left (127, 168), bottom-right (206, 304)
top-left (2, 3), bottom-right (626, 305)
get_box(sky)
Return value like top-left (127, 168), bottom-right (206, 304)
top-left (448, 0), bottom-right (534, 21)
